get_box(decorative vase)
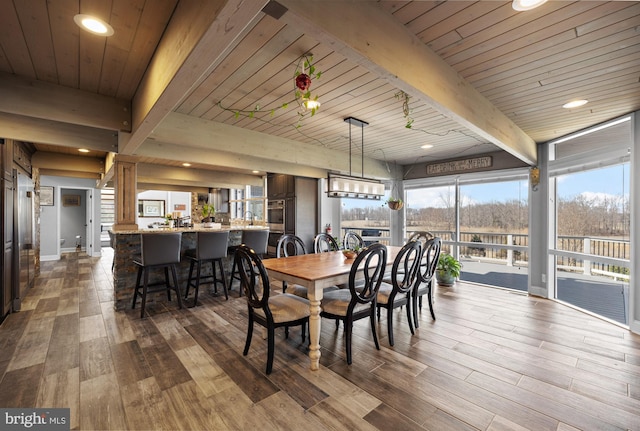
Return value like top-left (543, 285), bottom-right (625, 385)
top-left (436, 270), bottom-right (456, 286)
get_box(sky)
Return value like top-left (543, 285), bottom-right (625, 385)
top-left (342, 163), bottom-right (629, 211)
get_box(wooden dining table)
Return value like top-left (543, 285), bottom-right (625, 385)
top-left (261, 245), bottom-right (402, 371)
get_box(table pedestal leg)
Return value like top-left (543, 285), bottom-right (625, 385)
top-left (308, 297), bottom-right (321, 370)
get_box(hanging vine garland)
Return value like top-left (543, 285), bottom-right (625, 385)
top-left (394, 90), bottom-right (414, 129)
top-left (217, 53), bottom-right (322, 127)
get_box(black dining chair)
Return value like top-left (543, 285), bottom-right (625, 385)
top-left (132, 232), bottom-right (183, 318)
top-left (376, 240), bottom-right (422, 346)
top-left (343, 231), bottom-right (364, 250)
top-left (184, 230), bottom-right (230, 305)
top-left (313, 233), bottom-right (339, 253)
top-left (408, 231), bottom-right (435, 244)
top-left (235, 245), bottom-right (310, 375)
top-left (229, 229), bottom-right (269, 296)
top-left (412, 237), bottom-right (442, 325)
top-left (276, 233), bottom-right (307, 258)
top-left (320, 243), bottom-right (387, 364)
top-left (276, 233), bottom-right (309, 296)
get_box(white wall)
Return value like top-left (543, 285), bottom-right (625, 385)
top-left (40, 175), bottom-right (101, 260)
top-left (137, 190), bottom-right (191, 227)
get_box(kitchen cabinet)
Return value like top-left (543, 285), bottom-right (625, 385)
top-left (267, 174), bottom-right (294, 199)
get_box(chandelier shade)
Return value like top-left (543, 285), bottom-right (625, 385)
top-left (327, 173), bottom-right (384, 199)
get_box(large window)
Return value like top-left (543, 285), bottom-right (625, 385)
top-left (406, 176), bottom-right (529, 290)
top-left (229, 185), bottom-right (265, 224)
top-left (406, 185), bottom-right (455, 248)
top-left (340, 195), bottom-right (390, 245)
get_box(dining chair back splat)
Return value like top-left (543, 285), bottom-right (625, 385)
top-left (184, 230), bottom-right (230, 305)
top-left (314, 233), bottom-right (339, 253)
top-left (276, 233), bottom-right (307, 258)
top-left (376, 240), bottom-right (422, 346)
top-left (407, 231), bottom-right (435, 245)
top-left (235, 245), bottom-right (310, 375)
top-left (229, 229), bottom-right (269, 296)
top-left (132, 232), bottom-right (183, 318)
top-left (320, 243), bottom-right (387, 364)
top-left (343, 231), bottom-right (364, 250)
top-left (413, 237), bottom-right (442, 325)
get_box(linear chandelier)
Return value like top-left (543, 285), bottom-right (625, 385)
top-left (327, 117), bottom-right (385, 200)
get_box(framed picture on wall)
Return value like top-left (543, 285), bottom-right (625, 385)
top-left (63, 195), bottom-right (81, 206)
top-left (41, 186), bottom-right (54, 206)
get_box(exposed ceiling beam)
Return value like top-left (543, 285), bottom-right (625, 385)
top-left (276, 0), bottom-right (537, 165)
top-left (38, 169), bottom-right (101, 180)
top-left (32, 151), bottom-right (105, 174)
top-left (0, 72), bottom-right (130, 132)
top-left (0, 112), bottom-right (118, 152)
top-left (144, 112), bottom-right (395, 179)
top-left (122, 0), bottom-right (269, 155)
top-left (137, 163), bottom-right (262, 189)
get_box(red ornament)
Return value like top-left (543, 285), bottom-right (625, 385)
top-left (295, 73), bottom-right (312, 91)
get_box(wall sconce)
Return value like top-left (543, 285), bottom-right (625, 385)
top-left (530, 166), bottom-right (540, 191)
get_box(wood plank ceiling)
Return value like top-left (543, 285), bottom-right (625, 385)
top-left (0, 1), bottom-right (638, 185)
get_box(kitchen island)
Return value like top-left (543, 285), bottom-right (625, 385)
top-left (110, 226), bottom-right (268, 311)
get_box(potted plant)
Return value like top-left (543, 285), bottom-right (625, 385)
top-left (201, 203), bottom-right (215, 226)
top-left (387, 197), bottom-right (404, 210)
top-left (436, 253), bottom-right (462, 286)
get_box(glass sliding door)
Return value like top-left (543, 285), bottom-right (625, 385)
top-left (406, 185), bottom-right (456, 254)
top-left (548, 116), bottom-right (632, 325)
top-left (458, 179), bottom-right (529, 291)
top-left (553, 164), bottom-right (630, 324)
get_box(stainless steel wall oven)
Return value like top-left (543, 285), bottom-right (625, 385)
top-left (267, 199), bottom-right (284, 231)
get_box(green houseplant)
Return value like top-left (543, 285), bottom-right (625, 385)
top-left (201, 203), bottom-right (215, 223)
top-left (436, 253), bottom-right (462, 286)
top-left (387, 197), bottom-right (404, 210)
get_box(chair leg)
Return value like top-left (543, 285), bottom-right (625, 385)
top-left (132, 266), bottom-right (142, 310)
top-left (370, 307), bottom-right (380, 351)
top-left (427, 284), bottom-right (436, 320)
top-left (412, 289), bottom-right (420, 329)
top-left (164, 267), bottom-right (172, 302)
top-left (301, 320), bottom-right (307, 342)
top-left (266, 326), bottom-right (275, 375)
top-left (387, 306), bottom-right (394, 346)
top-left (140, 269), bottom-right (149, 319)
top-left (170, 264), bottom-right (183, 309)
top-left (214, 259), bottom-right (229, 300)
top-left (406, 299), bottom-right (415, 335)
top-left (243, 313), bottom-right (254, 356)
top-left (345, 319), bottom-right (353, 365)
top-left (192, 261), bottom-right (201, 306)
top-left (229, 258), bottom-right (238, 295)
top-left (185, 260), bottom-right (195, 299)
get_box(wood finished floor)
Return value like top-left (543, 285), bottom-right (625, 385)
top-left (1, 250), bottom-right (640, 431)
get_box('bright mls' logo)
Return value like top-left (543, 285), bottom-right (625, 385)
top-left (2, 409), bottom-right (69, 431)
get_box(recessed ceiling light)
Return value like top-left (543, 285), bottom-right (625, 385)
top-left (562, 99), bottom-right (588, 109)
top-left (78, 148), bottom-right (89, 153)
top-left (73, 14), bottom-right (114, 36)
top-left (182, 162), bottom-right (191, 167)
top-left (252, 170), bottom-right (260, 174)
top-left (420, 144), bottom-right (434, 149)
top-left (512, 0), bottom-right (548, 11)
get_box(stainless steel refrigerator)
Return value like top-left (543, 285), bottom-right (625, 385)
top-left (15, 169), bottom-right (34, 309)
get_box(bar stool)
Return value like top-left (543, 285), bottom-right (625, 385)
top-left (132, 232), bottom-right (183, 318)
top-left (184, 230), bottom-right (230, 305)
top-left (229, 229), bottom-right (269, 296)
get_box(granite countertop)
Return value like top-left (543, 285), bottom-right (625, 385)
top-left (111, 225), bottom-right (269, 234)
